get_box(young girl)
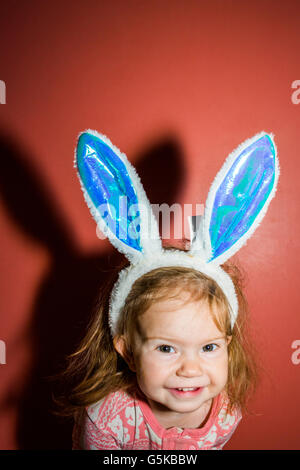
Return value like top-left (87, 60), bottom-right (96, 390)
top-left (69, 260), bottom-right (254, 450)
top-left (61, 129), bottom-right (279, 450)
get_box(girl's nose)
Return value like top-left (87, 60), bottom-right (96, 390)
top-left (176, 357), bottom-right (203, 377)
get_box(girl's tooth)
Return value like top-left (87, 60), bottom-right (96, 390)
top-left (177, 387), bottom-right (197, 391)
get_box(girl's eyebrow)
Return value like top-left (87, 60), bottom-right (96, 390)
top-left (144, 335), bottom-right (226, 344)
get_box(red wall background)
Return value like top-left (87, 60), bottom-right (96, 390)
top-left (0, 0), bottom-right (300, 450)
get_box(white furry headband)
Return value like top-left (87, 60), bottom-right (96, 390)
top-left (75, 130), bottom-right (279, 335)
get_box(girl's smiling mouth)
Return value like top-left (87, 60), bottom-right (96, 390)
top-left (168, 387), bottom-right (204, 398)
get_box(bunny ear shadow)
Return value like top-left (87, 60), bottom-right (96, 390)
top-left (134, 137), bottom-right (185, 207)
top-left (0, 131), bottom-right (74, 253)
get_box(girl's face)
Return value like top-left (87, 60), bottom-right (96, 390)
top-left (130, 293), bottom-right (231, 425)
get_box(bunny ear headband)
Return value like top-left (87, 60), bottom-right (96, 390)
top-left (75, 130), bottom-right (279, 335)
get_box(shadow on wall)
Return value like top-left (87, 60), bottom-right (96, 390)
top-left (0, 131), bottom-right (185, 449)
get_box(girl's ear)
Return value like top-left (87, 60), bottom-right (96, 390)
top-left (226, 335), bottom-right (232, 346)
top-left (113, 335), bottom-right (136, 372)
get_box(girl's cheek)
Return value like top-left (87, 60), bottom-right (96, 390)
top-left (140, 350), bottom-right (177, 366)
top-left (201, 347), bottom-right (228, 362)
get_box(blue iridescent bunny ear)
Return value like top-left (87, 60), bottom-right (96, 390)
top-left (190, 131), bottom-right (280, 265)
top-left (75, 130), bottom-right (162, 264)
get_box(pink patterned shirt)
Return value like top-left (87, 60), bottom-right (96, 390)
top-left (72, 389), bottom-right (242, 450)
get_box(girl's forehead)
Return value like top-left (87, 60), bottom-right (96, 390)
top-left (144, 291), bottom-right (210, 314)
top-left (138, 295), bottom-right (221, 335)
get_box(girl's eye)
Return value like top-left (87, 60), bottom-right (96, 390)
top-left (157, 345), bottom-right (175, 354)
top-left (202, 343), bottom-right (218, 352)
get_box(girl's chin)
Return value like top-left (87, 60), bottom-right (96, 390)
top-left (149, 396), bottom-right (209, 414)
